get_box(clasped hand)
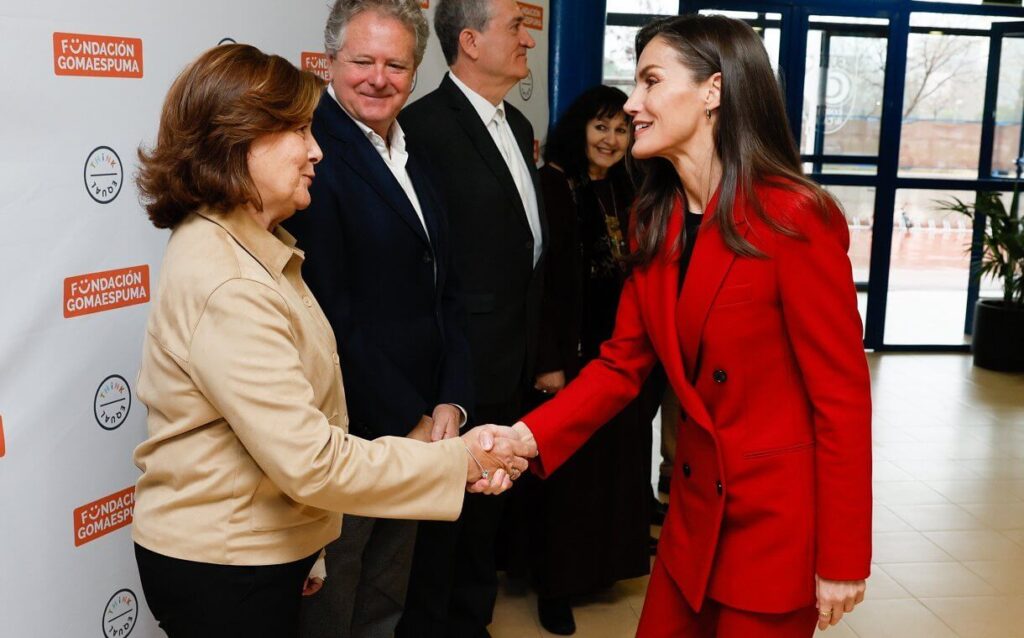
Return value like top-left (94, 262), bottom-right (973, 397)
top-left (461, 423), bottom-right (538, 495)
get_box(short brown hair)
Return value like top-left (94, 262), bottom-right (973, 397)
top-left (137, 44), bottom-right (325, 229)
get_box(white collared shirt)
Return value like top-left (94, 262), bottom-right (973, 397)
top-left (327, 84), bottom-right (429, 242)
top-left (448, 72), bottom-right (543, 266)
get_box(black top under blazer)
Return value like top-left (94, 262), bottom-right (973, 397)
top-left (284, 91), bottom-right (472, 438)
top-left (400, 75), bottom-right (547, 409)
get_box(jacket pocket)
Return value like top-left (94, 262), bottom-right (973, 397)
top-left (714, 283), bottom-right (753, 308)
top-left (743, 441), bottom-right (814, 459)
top-left (462, 292), bottom-right (496, 315)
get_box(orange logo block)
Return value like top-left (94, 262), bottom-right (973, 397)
top-left (53, 32), bottom-right (143, 78)
top-left (518, 2), bottom-right (544, 30)
top-left (64, 265), bottom-right (150, 318)
top-left (301, 51), bottom-right (331, 81)
top-left (421, 1), bottom-right (429, 7)
top-left (74, 486), bottom-right (135, 547)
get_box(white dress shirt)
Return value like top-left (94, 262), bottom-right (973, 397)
top-left (448, 72), bottom-right (543, 266)
top-left (327, 84), bottom-right (429, 241)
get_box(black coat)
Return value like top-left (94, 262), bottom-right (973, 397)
top-left (284, 91), bottom-right (472, 439)
top-left (400, 75), bottom-right (547, 409)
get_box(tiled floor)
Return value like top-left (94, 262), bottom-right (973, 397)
top-left (490, 353), bottom-right (1024, 637)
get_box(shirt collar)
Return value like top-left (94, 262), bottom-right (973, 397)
top-left (448, 71), bottom-right (505, 126)
top-left (196, 207), bottom-right (301, 277)
top-left (327, 83), bottom-right (406, 155)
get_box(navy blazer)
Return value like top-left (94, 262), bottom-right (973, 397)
top-left (284, 91), bottom-right (472, 439)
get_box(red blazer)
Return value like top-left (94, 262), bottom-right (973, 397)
top-left (523, 182), bottom-right (872, 614)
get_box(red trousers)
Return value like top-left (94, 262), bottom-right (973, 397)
top-left (637, 561), bottom-right (819, 638)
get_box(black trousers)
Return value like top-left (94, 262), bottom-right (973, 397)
top-left (398, 397), bottom-right (521, 638)
top-left (135, 543), bottom-right (318, 638)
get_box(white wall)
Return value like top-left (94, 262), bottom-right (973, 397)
top-left (0, 2), bottom-right (548, 635)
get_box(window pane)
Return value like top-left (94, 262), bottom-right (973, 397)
top-left (825, 185), bottom-right (876, 333)
top-left (698, 10), bottom-right (781, 73)
top-left (884, 189), bottom-right (977, 345)
top-left (910, 12), bottom-right (1024, 30)
top-left (802, 25), bottom-right (887, 173)
top-left (698, 10), bottom-right (782, 20)
top-left (606, 0), bottom-right (677, 14)
top-left (994, 35), bottom-right (1024, 178)
top-left (603, 26), bottom-right (640, 92)
top-left (810, 16), bottom-right (888, 26)
top-left (827, 185), bottom-right (876, 284)
top-left (898, 33), bottom-right (989, 178)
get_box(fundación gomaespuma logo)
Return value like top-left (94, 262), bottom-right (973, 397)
top-left (102, 589), bottom-right (138, 638)
top-left (301, 52), bottom-right (331, 81)
top-left (74, 486), bottom-right (135, 547)
top-left (517, 2), bottom-right (544, 30)
top-left (63, 265), bottom-right (150, 318)
top-left (94, 375), bottom-right (131, 430)
top-left (53, 32), bottom-right (143, 79)
top-left (84, 146), bottom-right (123, 204)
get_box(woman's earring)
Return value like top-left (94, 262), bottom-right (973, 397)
top-left (705, 107), bottom-right (712, 120)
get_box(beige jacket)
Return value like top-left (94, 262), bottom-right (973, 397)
top-left (132, 209), bottom-right (467, 566)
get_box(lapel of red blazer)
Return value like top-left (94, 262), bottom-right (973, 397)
top-left (677, 187), bottom-right (751, 384)
top-left (647, 200), bottom-right (687, 387)
top-left (638, 198), bottom-right (717, 433)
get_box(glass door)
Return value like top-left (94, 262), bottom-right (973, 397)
top-left (966, 21), bottom-right (1024, 332)
top-left (799, 16), bottom-right (890, 332)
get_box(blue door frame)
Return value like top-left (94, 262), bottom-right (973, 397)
top-left (600, 0), bottom-right (1024, 351)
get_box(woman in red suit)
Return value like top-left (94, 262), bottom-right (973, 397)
top-left (508, 14), bottom-right (872, 637)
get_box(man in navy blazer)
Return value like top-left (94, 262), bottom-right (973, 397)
top-left (284, 2), bottom-right (472, 637)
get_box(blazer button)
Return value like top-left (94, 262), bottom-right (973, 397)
top-left (682, 463), bottom-right (691, 478)
top-left (302, 296), bottom-right (313, 308)
top-left (712, 369), bottom-right (728, 383)
top-left (332, 352), bottom-right (340, 365)
top-left (716, 480), bottom-right (723, 496)
top-left (422, 251), bottom-right (433, 264)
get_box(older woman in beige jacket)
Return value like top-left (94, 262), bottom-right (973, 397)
top-left (131, 44), bottom-right (533, 637)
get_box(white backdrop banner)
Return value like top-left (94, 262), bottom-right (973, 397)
top-left (0, 1), bottom-right (548, 635)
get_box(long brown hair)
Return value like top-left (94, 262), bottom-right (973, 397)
top-left (136, 44), bottom-right (324, 229)
top-left (629, 15), bottom-right (837, 263)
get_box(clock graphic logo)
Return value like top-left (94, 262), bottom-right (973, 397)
top-left (519, 69), bottom-right (534, 101)
top-left (84, 146), bottom-right (123, 204)
top-left (94, 374), bottom-right (131, 431)
top-left (102, 589), bottom-right (138, 637)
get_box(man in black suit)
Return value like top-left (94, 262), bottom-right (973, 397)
top-left (398, 0), bottom-right (546, 635)
top-left (285, 2), bottom-right (471, 637)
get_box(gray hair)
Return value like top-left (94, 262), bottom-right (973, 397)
top-left (434, 0), bottom-right (494, 66)
top-left (324, 0), bottom-right (430, 67)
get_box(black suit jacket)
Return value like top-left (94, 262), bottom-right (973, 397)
top-left (400, 75), bottom-right (547, 408)
top-left (285, 91), bottom-right (472, 438)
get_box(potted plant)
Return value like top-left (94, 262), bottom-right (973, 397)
top-left (937, 182), bottom-right (1024, 371)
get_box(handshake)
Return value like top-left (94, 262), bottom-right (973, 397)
top-left (461, 423), bottom-right (537, 495)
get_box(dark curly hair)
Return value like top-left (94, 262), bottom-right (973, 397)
top-left (136, 44), bottom-right (325, 229)
top-left (543, 85), bottom-right (630, 185)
